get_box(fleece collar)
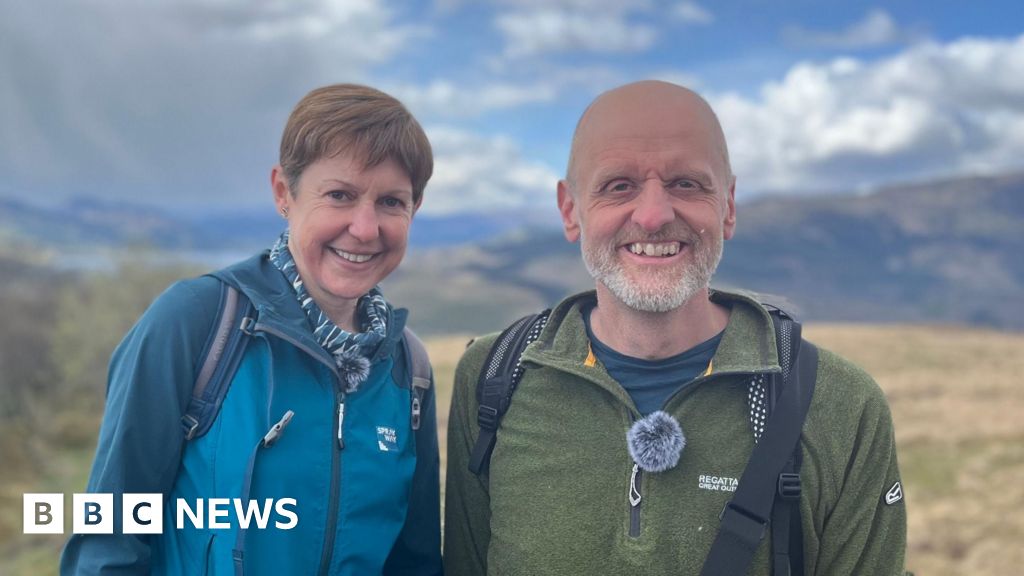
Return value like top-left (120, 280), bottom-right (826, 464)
top-left (523, 288), bottom-right (782, 379)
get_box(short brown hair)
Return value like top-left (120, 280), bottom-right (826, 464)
top-left (279, 84), bottom-right (433, 205)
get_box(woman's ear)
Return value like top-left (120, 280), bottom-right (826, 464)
top-left (271, 165), bottom-right (291, 218)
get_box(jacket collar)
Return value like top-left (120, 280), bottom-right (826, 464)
top-left (210, 251), bottom-right (408, 366)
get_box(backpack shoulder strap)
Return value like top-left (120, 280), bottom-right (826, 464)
top-left (769, 311), bottom-right (817, 576)
top-left (181, 281), bottom-right (255, 441)
top-left (403, 326), bottom-right (432, 431)
top-left (700, 309), bottom-right (818, 576)
top-left (468, 309), bottom-right (551, 475)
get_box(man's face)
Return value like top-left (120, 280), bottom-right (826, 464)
top-left (558, 85), bottom-right (736, 313)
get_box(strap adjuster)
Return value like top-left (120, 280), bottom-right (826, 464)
top-left (477, 405), bottom-right (500, 430)
top-left (182, 415), bottom-right (200, 440)
top-left (719, 502), bottom-right (769, 544)
top-left (778, 472), bottom-right (801, 500)
top-left (411, 396), bottom-right (422, 430)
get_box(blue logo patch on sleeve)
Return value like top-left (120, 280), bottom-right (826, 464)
top-left (376, 426), bottom-right (398, 452)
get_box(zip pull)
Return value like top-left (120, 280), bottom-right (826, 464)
top-left (262, 410), bottom-right (295, 447)
top-left (629, 463), bottom-right (642, 507)
top-left (336, 395), bottom-right (346, 450)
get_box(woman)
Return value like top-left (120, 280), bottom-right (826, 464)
top-left (61, 85), bottom-right (443, 575)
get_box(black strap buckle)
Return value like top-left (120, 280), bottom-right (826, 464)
top-left (477, 405), bottom-right (500, 430)
top-left (719, 502), bottom-right (769, 544)
top-left (778, 473), bottom-right (801, 500)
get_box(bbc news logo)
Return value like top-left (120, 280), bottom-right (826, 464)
top-left (24, 494), bottom-right (298, 534)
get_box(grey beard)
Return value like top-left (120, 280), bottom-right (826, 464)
top-left (580, 226), bottom-right (723, 313)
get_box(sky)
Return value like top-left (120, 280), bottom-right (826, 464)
top-left (2, 0), bottom-right (1022, 216)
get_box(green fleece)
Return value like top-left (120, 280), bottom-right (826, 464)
top-left (444, 290), bottom-right (907, 576)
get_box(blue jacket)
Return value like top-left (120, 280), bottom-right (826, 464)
top-left (61, 252), bottom-right (443, 575)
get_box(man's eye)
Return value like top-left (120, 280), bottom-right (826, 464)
top-left (607, 181), bottom-right (633, 193)
top-left (670, 179), bottom-right (698, 189)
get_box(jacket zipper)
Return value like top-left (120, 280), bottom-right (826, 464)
top-left (336, 391), bottom-right (346, 449)
top-left (318, 387), bottom-right (344, 576)
top-left (251, 323), bottom-right (344, 576)
top-left (628, 463), bottom-right (643, 538)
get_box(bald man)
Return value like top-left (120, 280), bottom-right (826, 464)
top-left (444, 81), bottom-right (908, 576)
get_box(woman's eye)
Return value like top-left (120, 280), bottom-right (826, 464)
top-left (327, 190), bottom-right (350, 201)
top-left (381, 197), bottom-right (407, 209)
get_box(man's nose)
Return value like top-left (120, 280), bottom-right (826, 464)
top-left (348, 200), bottom-right (380, 242)
top-left (630, 182), bottom-right (674, 232)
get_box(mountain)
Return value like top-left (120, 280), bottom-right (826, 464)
top-left (716, 173), bottom-right (1024, 328)
top-left (0, 197), bottom-right (191, 249)
top-left (383, 172), bottom-right (1024, 333)
top-left (0, 197), bottom-right (538, 252)
top-left (3, 172), bottom-right (1023, 333)
top-left (382, 226), bottom-right (591, 334)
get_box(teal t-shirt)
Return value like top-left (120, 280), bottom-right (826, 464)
top-left (583, 305), bottom-right (723, 415)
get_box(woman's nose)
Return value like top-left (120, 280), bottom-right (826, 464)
top-left (348, 200), bottom-right (380, 242)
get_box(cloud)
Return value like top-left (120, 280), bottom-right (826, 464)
top-left (671, 2), bottom-right (714, 25)
top-left (495, 3), bottom-right (657, 59)
top-left (390, 80), bottom-right (559, 118)
top-left (783, 9), bottom-right (919, 50)
top-left (392, 63), bottom-right (655, 118)
top-left (0, 0), bottom-right (423, 208)
top-left (175, 0), bottom-right (425, 61)
top-left (712, 34), bottom-right (1024, 195)
top-left (169, 0), bottom-right (425, 61)
top-left (423, 127), bottom-right (561, 215)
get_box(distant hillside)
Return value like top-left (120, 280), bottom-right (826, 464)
top-left (0, 197), bottom-right (539, 252)
top-left (383, 227), bottom-right (591, 334)
top-left (3, 172), bottom-right (1023, 332)
top-left (717, 173), bottom-right (1024, 328)
top-left (386, 172), bottom-right (1024, 333)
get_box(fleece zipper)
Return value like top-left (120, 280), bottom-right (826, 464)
top-left (628, 463), bottom-right (643, 538)
top-left (622, 369), bottom-right (779, 540)
top-left (531, 333), bottom-right (780, 542)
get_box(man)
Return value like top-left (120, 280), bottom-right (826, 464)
top-left (444, 81), bottom-right (908, 575)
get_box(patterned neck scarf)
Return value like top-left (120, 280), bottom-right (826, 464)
top-left (269, 231), bottom-right (390, 392)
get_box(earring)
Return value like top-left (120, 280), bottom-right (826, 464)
top-left (281, 207), bottom-right (289, 218)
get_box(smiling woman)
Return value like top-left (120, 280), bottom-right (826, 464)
top-left (272, 154), bottom-right (416, 332)
top-left (60, 85), bottom-right (443, 576)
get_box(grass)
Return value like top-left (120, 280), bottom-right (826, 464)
top-left (805, 324), bottom-right (1024, 576)
top-left (3, 324), bottom-right (1021, 575)
top-left (0, 444), bottom-right (96, 575)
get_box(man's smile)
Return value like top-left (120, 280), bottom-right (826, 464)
top-left (623, 241), bottom-right (681, 257)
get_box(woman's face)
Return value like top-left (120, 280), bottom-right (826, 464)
top-left (273, 152), bottom-right (416, 325)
